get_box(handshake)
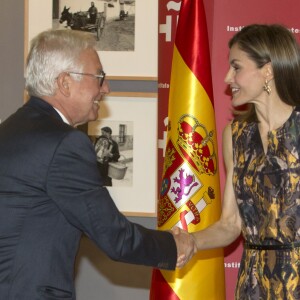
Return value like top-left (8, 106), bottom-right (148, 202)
top-left (171, 227), bottom-right (198, 268)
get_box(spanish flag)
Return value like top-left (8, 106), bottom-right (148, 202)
top-left (150, 0), bottom-right (225, 299)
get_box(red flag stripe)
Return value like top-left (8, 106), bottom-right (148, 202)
top-left (149, 270), bottom-right (180, 300)
top-left (175, 0), bottom-right (214, 103)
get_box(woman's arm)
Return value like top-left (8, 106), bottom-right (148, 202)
top-left (191, 123), bottom-right (242, 250)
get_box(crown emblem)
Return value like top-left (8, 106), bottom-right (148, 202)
top-left (177, 114), bottom-right (217, 175)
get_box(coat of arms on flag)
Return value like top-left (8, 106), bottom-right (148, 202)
top-left (158, 113), bottom-right (217, 230)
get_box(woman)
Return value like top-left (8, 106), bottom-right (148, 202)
top-left (192, 24), bottom-right (300, 299)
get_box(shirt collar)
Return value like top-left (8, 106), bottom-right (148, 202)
top-left (53, 107), bottom-right (70, 125)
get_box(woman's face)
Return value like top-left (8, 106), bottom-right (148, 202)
top-left (224, 44), bottom-right (267, 107)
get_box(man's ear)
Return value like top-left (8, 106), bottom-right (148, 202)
top-left (56, 72), bottom-right (71, 97)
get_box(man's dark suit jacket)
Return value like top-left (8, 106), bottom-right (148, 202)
top-left (0, 97), bottom-right (177, 300)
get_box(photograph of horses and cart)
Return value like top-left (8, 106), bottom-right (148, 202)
top-left (52, 0), bottom-right (135, 51)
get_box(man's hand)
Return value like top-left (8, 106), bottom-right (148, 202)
top-left (171, 227), bottom-right (198, 268)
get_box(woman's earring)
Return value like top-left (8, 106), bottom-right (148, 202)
top-left (263, 80), bottom-right (271, 95)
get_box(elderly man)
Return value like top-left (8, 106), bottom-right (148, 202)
top-left (0, 29), bottom-right (196, 299)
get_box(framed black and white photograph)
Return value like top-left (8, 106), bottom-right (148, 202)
top-left (76, 95), bottom-right (157, 215)
top-left (52, 0), bottom-right (135, 52)
top-left (25, 0), bottom-right (158, 78)
top-left (88, 96), bottom-right (158, 215)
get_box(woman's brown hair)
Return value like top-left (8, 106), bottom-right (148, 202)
top-left (229, 24), bottom-right (300, 122)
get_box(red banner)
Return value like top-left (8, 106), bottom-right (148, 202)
top-left (156, 0), bottom-right (300, 299)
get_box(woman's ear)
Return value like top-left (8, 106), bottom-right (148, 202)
top-left (263, 62), bottom-right (274, 81)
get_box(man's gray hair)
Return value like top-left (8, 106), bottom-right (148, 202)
top-left (25, 29), bottom-right (96, 97)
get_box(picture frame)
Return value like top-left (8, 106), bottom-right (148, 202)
top-left (86, 95), bottom-right (158, 216)
top-left (24, 0), bottom-right (158, 79)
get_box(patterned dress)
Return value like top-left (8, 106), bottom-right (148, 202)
top-left (232, 107), bottom-right (300, 300)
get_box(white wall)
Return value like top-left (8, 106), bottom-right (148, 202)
top-left (0, 0), bottom-right (25, 122)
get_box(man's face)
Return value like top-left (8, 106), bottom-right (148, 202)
top-left (68, 49), bottom-right (109, 126)
top-left (101, 130), bottom-right (111, 138)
